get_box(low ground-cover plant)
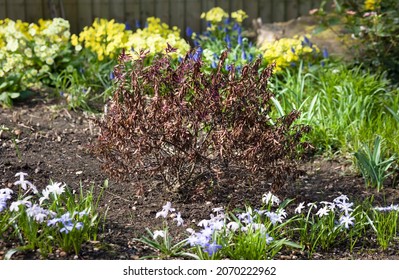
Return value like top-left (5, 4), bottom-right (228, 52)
top-left (93, 48), bottom-right (310, 193)
top-left (138, 192), bottom-right (399, 260)
top-left (0, 172), bottom-right (107, 258)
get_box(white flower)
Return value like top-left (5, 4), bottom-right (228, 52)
top-left (155, 202), bottom-right (175, 218)
top-left (0, 188), bottom-right (13, 199)
top-left (262, 192), bottom-right (280, 206)
top-left (226, 221), bottom-right (240, 232)
top-left (333, 194), bottom-right (349, 204)
top-left (212, 207), bottom-right (224, 213)
top-left (46, 182), bottom-right (65, 196)
top-left (277, 208), bottom-right (287, 218)
top-left (173, 212), bottom-right (184, 226)
top-left (316, 206), bottom-right (330, 217)
top-left (251, 223), bottom-right (266, 233)
top-left (10, 197), bottom-right (32, 212)
top-left (153, 230), bottom-right (165, 240)
top-left (14, 172), bottom-right (37, 194)
top-left (336, 201), bottom-right (353, 215)
top-left (339, 215), bottom-right (355, 229)
top-left (307, 202), bottom-right (318, 209)
top-left (295, 202), bottom-right (305, 214)
top-left (198, 219), bottom-right (210, 228)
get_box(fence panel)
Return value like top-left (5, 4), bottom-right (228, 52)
top-left (1, 0), bottom-right (327, 35)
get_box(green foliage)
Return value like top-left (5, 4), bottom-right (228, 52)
top-left (1, 173), bottom-right (107, 258)
top-left (271, 62), bottom-right (399, 156)
top-left (191, 7), bottom-right (262, 73)
top-left (313, 0), bottom-right (399, 82)
top-left (354, 135), bottom-right (397, 191)
top-left (367, 206), bottom-right (399, 250)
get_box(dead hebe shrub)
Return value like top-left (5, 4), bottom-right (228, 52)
top-left (93, 47), bottom-right (310, 194)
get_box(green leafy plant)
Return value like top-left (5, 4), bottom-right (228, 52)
top-left (312, 0), bottom-right (399, 82)
top-left (1, 172), bottom-right (107, 258)
top-left (367, 205), bottom-right (399, 250)
top-left (354, 135), bottom-right (396, 191)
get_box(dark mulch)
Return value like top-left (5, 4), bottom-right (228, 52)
top-left (1, 99), bottom-right (399, 260)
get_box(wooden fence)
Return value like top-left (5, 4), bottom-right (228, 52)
top-left (0, 0), bottom-right (328, 35)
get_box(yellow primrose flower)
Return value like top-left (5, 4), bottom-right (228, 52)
top-left (126, 17), bottom-right (190, 59)
top-left (364, 0), bottom-right (380, 11)
top-left (72, 18), bottom-right (132, 61)
top-left (201, 7), bottom-right (228, 23)
top-left (260, 35), bottom-right (320, 72)
top-left (231, 10), bottom-right (248, 23)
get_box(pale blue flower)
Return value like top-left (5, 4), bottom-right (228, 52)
top-left (200, 226), bottom-right (214, 238)
top-left (0, 198), bottom-right (7, 212)
top-left (187, 233), bottom-right (199, 246)
top-left (265, 211), bottom-right (283, 225)
top-left (203, 242), bottom-right (222, 256)
top-left (333, 195), bottom-right (349, 204)
top-left (212, 207), bottom-right (224, 214)
top-left (374, 204), bottom-right (399, 212)
top-left (237, 211), bottom-right (253, 224)
top-left (265, 233), bottom-right (274, 244)
top-left (211, 220), bottom-right (225, 231)
top-left (26, 204), bottom-right (50, 223)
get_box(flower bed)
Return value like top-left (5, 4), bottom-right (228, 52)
top-left (1, 1), bottom-right (399, 260)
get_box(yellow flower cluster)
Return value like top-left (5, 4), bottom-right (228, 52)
top-left (126, 17), bottom-right (190, 59)
top-left (71, 18), bottom-right (131, 61)
top-left (0, 18), bottom-right (71, 81)
top-left (231, 10), bottom-right (248, 23)
top-left (260, 35), bottom-right (320, 72)
top-left (72, 17), bottom-right (190, 61)
top-left (364, 0), bottom-right (380, 11)
top-left (201, 7), bottom-right (229, 23)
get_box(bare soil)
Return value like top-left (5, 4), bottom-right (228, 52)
top-left (1, 98), bottom-right (399, 260)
